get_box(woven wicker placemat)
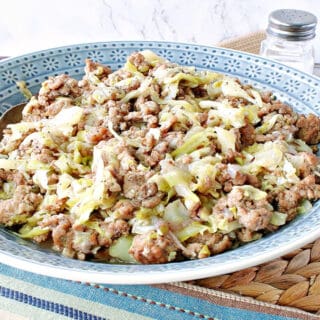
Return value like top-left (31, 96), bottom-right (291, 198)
top-left (192, 32), bottom-right (320, 315)
top-left (218, 31), bottom-right (266, 54)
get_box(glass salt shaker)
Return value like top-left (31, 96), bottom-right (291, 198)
top-left (260, 9), bottom-right (317, 74)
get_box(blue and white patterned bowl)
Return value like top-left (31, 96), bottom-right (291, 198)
top-left (0, 41), bottom-right (320, 284)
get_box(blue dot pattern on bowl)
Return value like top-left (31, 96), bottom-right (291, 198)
top-left (0, 41), bottom-right (320, 283)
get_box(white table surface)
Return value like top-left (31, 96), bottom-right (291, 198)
top-left (1, 0), bottom-right (319, 63)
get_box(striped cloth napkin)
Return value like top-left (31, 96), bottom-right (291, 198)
top-left (0, 262), bottom-right (315, 320)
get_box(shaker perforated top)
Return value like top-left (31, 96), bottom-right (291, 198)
top-left (267, 9), bottom-right (317, 40)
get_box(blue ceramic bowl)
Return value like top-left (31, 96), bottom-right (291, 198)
top-left (0, 41), bottom-right (319, 284)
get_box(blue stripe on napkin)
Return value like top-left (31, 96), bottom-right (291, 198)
top-left (0, 285), bottom-right (107, 320)
top-left (0, 263), bottom-right (299, 320)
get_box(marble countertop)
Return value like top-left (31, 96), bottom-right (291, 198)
top-left (1, 0), bottom-right (319, 62)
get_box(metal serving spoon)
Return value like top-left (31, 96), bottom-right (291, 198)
top-left (0, 103), bottom-right (25, 139)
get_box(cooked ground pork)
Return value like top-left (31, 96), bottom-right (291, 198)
top-left (258, 101), bottom-right (295, 117)
top-left (215, 164), bottom-right (260, 192)
top-left (239, 123), bottom-right (256, 147)
top-left (103, 219), bottom-right (130, 239)
top-left (122, 170), bottom-right (164, 208)
top-left (112, 200), bottom-right (135, 220)
top-left (277, 175), bottom-right (320, 220)
top-left (38, 74), bottom-right (81, 107)
top-left (84, 59), bottom-right (112, 81)
top-left (40, 214), bottom-right (73, 250)
top-left (129, 231), bottom-right (177, 264)
top-left (0, 169), bottom-right (27, 186)
top-left (0, 185), bottom-right (43, 225)
top-left (296, 114), bottom-right (320, 144)
top-left (0, 50), bottom-right (320, 265)
top-left (213, 186), bottom-right (274, 231)
top-left (183, 232), bottom-right (232, 259)
top-left (45, 98), bottom-right (74, 118)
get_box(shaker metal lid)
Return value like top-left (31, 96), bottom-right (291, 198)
top-left (267, 9), bottom-right (317, 40)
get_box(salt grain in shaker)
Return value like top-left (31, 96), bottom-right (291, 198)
top-left (260, 9), bottom-right (317, 74)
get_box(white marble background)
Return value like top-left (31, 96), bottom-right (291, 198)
top-left (0, 0), bottom-right (320, 61)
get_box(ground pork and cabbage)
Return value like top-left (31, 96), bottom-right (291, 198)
top-left (0, 50), bottom-right (320, 264)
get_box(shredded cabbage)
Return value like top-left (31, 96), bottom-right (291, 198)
top-left (297, 199), bottom-right (313, 214)
top-left (32, 169), bottom-right (50, 190)
top-left (234, 185), bottom-right (267, 201)
top-left (163, 199), bottom-right (189, 227)
top-left (208, 214), bottom-right (241, 233)
top-left (47, 106), bottom-right (84, 136)
top-left (200, 100), bottom-right (260, 128)
top-left (215, 127), bottom-right (236, 154)
top-left (188, 157), bottom-right (219, 194)
top-left (256, 114), bottom-right (281, 134)
top-left (110, 235), bottom-right (137, 263)
top-left (221, 77), bottom-right (261, 106)
top-left (176, 222), bottom-right (208, 242)
top-left (270, 212), bottom-right (287, 226)
top-left (161, 162), bottom-right (200, 210)
top-left (18, 226), bottom-right (49, 239)
top-left (244, 141), bottom-right (285, 173)
top-left (171, 127), bottom-right (215, 157)
top-left (141, 50), bottom-right (166, 66)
